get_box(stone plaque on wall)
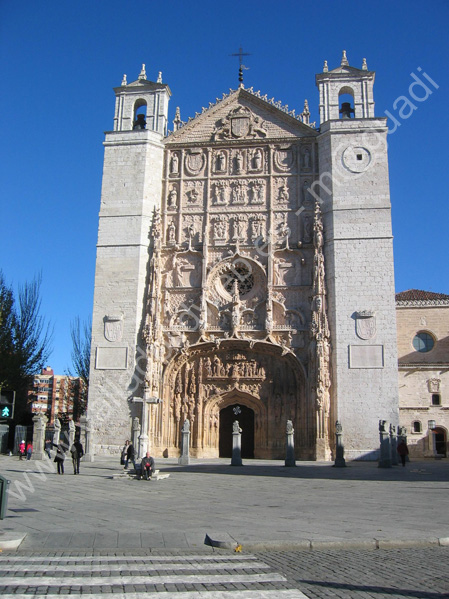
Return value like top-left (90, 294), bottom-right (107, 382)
top-left (348, 345), bottom-right (384, 369)
top-left (95, 346), bottom-right (128, 370)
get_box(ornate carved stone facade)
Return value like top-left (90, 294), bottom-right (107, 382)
top-left (142, 93), bottom-right (325, 459)
top-left (88, 53), bottom-right (400, 462)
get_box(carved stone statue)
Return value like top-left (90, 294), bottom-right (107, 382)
top-left (235, 151), bottom-right (243, 174)
top-left (170, 153), bottom-right (179, 174)
top-left (217, 152), bottom-right (226, 172)
top-left (167, 222), bottom-right (176, 243)
top-left (168, 187), bottom-right (177, 208)
top-left (253, 148), bottom-right (262, 170)
top-left (303, 148), bottom-right (311, 169)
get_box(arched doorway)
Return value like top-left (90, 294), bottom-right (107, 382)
top-left (219, 404), bottom-right (254, 459)
top-left (434, 427), bottom-right (447, 457)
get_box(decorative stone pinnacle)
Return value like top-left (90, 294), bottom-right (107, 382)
top-left (121, 74), bottom-right (127, 86)
top-left (138, 64), bottom-right (147, 80)
top-left (300, 99), bottom-right (310, 124)
top-left (341, 50), bottom-right (349, 66)
top-left (157, 71), bottom-right (162, 83)
top-left (362, 58), bottom-right (368, 70)
top-left (323, 60), bottom-right (328, 72)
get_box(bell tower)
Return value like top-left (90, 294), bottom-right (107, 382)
top-left (87, 66), bottom-right (170, 453)
top-left (316, 52), bottom-right (399, 460)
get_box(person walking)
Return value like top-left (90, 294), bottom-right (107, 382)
top-left (70, 438), bottom-right (84, 474)
top-left (19, 440), bottom-right (25, 460)
top-left (397, 439), bottom-right (409, 467)
top-left (124, 441), bottom-right (136, 471)
top-left (54, 442), bottom-right (66, 474)
top-left (45, 439), bottom-right (52, 459)
top-left (26, 442), bottom-right (33, 460)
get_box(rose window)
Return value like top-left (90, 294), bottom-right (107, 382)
top-left (221, 263), bottom-right (254, 297)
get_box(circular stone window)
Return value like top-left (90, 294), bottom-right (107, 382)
top-left (412, 331), bottom-right (435, 353)
top-left (220, 262), bottom-right (254, 297)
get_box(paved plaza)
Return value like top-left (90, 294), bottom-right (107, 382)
top-left (0, 455), bottom-right (448, 551)
top-left (1, 456), bottom-right (448, 598)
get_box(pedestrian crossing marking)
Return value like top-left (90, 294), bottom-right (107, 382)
top-left (0, 572), bottom-right (287, 586)
top-left (0, 554), bottom-right (259, 563)
top-left (0, 553), bottom-right (311, 598)
top-left (0, 560), bottom-right (270, 573)
top-left (0, 592), bottom-right (311, 599)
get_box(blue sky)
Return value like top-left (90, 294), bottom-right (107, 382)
top-left (1, 0), bottom-right (448, 374)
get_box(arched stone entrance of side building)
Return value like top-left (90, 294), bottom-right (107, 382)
top-left (156, 339), bottom-right (315, 460)
top-left (433, 427), bottom-right (447, 457)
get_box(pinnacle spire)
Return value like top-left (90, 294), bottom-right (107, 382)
top-left (138, 64), bottom-right (147, 80)
top-left (300, 99), bottom-right (310, 125)
top-left (173, 106), bottom-right (182, 131)
top-left (362, 58), bottom-right (368, 70)
top-left (341, 50), bottom-right (349, 66)
top-left (121, 74), bottom-right (127, 86)
top-left (323, 60), bottom-right (328, 73)
top-left (157, 71), bottom-right (163, 83)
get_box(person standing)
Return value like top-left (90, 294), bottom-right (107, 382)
top-left (124, 441), bottom-right (136, 471)
top-left (19, 440), bottom-right (25, 460)
top-left (54, 442), bottom-right (66, 474)
top-left (26, 442), bottom-right (33, 460)
top-left (397, 439), bottom-right (409, 467)
top-left (70, 438), bottom-right (84, 474)
top-left (121, 440), bottom-right (129, 466)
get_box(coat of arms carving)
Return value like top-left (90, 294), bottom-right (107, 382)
top-left (185, 150), bottom-right (205, 176)
top-left (355, 310), bottom-right (376, 340)
top-left (274, 145), bottom-right (295, 172)
top-left (212, 106), bottom-right (267, 141)
top-left (427, 378), bottom-right (441, 393)
top-left (104, 315), bottom-right (123, 342)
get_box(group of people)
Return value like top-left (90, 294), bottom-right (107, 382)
top-left (18, 441), bottom-right (33, 460)
top-left (121, 440), bottom-right (155, 480)
top-left (41, 438), bottom-right (84, 475)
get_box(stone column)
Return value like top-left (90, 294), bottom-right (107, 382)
top-left (334, 420), bottom-right (346, 467)
top-left (31, 414), bottom-right (48, 460)
top-left (378, 420), bottom-right (391, 468)
top-left (231, 420), bottom-right (242, 466)
top-left (53, 418), bottom-right (61, 446)
top-left (285, 420), bottom-right (296, 467)
top-left (178, 418), bottom-right (190, 465)
top-left (81, 416), bottom-right (94, 462)
top-left (138, 401), bottom-right (149, 460)
top-left (68, 419), bottom-right (76, 449)
top-left (132, 417), bottom-right (140, 450)
top-left (390, 423), bottom-right (398, 465)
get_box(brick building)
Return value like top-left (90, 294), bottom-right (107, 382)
top-left (396, 290), bottom-right (449, 458)
top-left (28, 367), bottom-right (85, 425)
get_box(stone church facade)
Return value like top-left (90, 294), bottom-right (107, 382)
top-left (87, 54), bottom-right (399, 461)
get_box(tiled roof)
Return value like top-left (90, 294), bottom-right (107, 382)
top-left (396, 289), bottom-right (449, 301)
top-left (396, 289), bottom-right (449, 305)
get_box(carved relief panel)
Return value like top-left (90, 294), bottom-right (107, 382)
top-left (164, 252), bottom-right (202, 288)
top-left (183, 180), bottom-right (205, 210)
top-left (182, 214), bottom-right (203, 244)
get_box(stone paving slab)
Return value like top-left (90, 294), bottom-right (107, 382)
top-left (1, 455), bottom-right (448, 551)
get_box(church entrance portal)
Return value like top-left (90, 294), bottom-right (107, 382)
top-left (219, 404), bottom-right (254, 458)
